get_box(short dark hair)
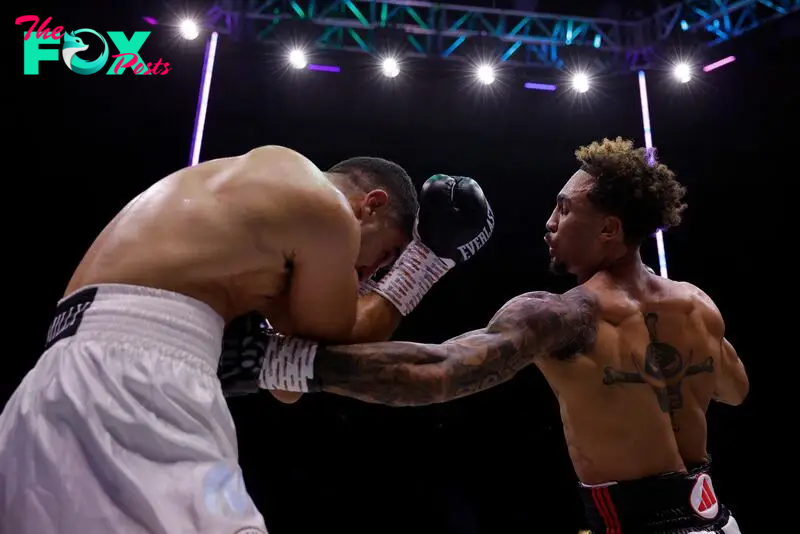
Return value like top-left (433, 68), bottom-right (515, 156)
top-left (575, 137), bottom-right (687, 243)
top-left (328, 157), bottom-right (418, 238)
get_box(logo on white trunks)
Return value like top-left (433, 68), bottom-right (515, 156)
top-left (689, 473), bottom-right (719, 519)
top-left (204, 462), bottom-right (255, 518)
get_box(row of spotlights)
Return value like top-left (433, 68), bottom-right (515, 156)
top-left (286, 48), bottom-right (695, 88)
top-left (287, 47), bottom-right (591, 90)
top-left (177, 22), bottom-right (697, 88)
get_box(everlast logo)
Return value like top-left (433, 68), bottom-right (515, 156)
top-left (44, 287), bottom-right (98, 350)
top-left (457, 207), bottom-right (495, 262)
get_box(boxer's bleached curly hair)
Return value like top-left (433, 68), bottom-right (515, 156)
top-left (328, 157), bottom-right (418, 239)
top-left (576, 137), bottom-right (687, 243)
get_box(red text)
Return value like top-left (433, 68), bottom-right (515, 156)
top-left (16, 15), bottom-right (64, 41)
top-left (111, 53), bottom-right (172, 75)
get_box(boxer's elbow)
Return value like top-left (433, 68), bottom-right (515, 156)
top-left (722, 377), bottom-right (750, 406)
top-left (714, 360), bottom-right (750, 406)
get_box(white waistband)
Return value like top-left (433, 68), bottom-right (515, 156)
top-left (53, 284), bottom-right (225, 369)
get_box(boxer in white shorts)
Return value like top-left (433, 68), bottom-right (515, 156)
top-left (0, 146), bottom-right (494, 533)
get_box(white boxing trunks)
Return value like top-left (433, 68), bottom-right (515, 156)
top-left (0, 284), bottom-right (267, 534)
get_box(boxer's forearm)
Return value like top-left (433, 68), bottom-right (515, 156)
top-left (313, 290), bottom-right (599, 406)
top-left (349, 292), bottom-right (403, 343)
top-left (268, 293), bottom-right (400, 403)
top-left (315, 328), bottom-right (529, 406)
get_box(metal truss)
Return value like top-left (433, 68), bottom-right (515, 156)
top-left (647, 0), bottom-right (799, 47)
top-left (206, 0), bottom-right (799, 71)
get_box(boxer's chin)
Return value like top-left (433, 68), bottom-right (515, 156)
top-left (549, 258), bottom-right (569, 276)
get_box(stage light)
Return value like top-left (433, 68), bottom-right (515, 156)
top-left (381, 57), bottom-right (400, 78)
top-left (308, 64), bottom-right (340, 73)
top-left (288, 48), bottom-right (308, 69)
top-left (571, 72), bottom-right (590, 93)
top-left (637, 70), bottom-right (668, 278)
top-left (703, 55), bottom-right (736, 72)
top-left (142, 16), bottom-right (158, 26)
top-left (189, 32), bottom-right (219, 166)
top-left (476, 64), bottom-right (495, 85)
top-left (179, 19), bottom-right (199, 40)
top-left (524, 82), bottom-right (557, 91)
top-left (673, 63), bottom-right (691, 83)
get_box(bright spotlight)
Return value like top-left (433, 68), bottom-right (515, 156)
top-left (179, 19), bottom-right (199, 40)
top-left (673, 63), bottom-right (691, 83)
top-left (288, 48), bottom-right (308, 69)
top-left (476, 64), bottom-right (495, 85)
top-left (381, 57), bottom-right (400, 78)
top-left (571, 73), bottom-right (590, 93)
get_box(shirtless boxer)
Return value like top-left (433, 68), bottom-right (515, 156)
top-left (221, 139), bottom-right (748, 533)
top-left (0, 146), bottom-right (493, 534)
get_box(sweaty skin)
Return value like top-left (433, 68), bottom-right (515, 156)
top-left (67, 146), bottom-right (406, 402)
top-left (310, 271), bottom-right (749, 485)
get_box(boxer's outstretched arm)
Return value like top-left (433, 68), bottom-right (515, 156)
top-left (314, 288), bottom-right (599, 406)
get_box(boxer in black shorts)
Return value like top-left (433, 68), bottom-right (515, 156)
top-left (222, 138), bottom-right (747, 533)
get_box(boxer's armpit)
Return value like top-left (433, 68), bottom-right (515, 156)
top-left (314, 288), bottom-right (599, 406)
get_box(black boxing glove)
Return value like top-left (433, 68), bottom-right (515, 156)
top-left (370, 174), bottom-right (494, 316)
top-left (218, 311), bottom-right (271, 397)
top-left (417, 174), bottom-right (494, 263)
top-left (218, 312), bottom-right (318, 396)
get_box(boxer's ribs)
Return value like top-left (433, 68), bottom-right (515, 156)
top-left (315, 288), bottom-right (600, 407)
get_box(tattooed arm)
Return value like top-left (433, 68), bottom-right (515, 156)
top-left (313, 288), bottom-right (599, 406)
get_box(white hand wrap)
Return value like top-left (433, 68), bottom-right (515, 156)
top-left (258, 335), bottom-right (318, 392)
top-left (371, 239), bottom-right (454, 316)
top-left (358, 277), bottom-right (379, 296)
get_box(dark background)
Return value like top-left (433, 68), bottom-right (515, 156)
top-left (8, 1), bottom-right (796, 532)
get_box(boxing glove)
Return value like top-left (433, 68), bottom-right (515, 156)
top-left (218, 311), bottom-right (273, 397)
top-left (218, 313), bottom-right (318, 396)
top-left (370, 174), bottom-right (494, 316)
top-left (416, 175), bottom-right (494, 264)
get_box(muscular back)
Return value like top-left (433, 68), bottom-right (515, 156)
top-left (535, 274), bottom-right (739, 484)
top-left (67, 146), bottom-right (358, 324)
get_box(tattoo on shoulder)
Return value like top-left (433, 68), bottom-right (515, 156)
top-left (602, 312), bottom-right (715, 430)
top-left (510, 287), bottom-right (600, 361)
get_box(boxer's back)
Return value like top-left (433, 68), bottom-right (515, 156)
top-left (536, 273), bottom-right (723, 485)
top-left (67, 146), bottom-right (348, 321)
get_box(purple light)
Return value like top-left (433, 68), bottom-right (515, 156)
top-left (190, 31), bottom-right (218, 166)
top-left (142, 16), bottom-right (158, 26)
top-left (703, 56), bottom-right (736, 72)
top-left (523, 82), bottom-right (557, 91)
top-left (308, 64), bottom-right (340, 73)
top-left (637, 70), bottom-right (669, 279)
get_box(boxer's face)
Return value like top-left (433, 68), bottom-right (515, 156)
top-left (545, 170), bottom-right (614, 277)
top-left (354, 190), bottom-right (410, 281)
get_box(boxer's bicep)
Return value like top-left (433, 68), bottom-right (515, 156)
top-left (440, 289), bottom-right (599, 395)
top-left (288, 207), bottom-right (360, 343)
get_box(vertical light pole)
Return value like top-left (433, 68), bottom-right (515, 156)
top-left (637, 70), bottom-right (669, 278)
top-left (189, 31), bottom-right (219, 166)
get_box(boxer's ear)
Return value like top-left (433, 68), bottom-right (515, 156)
top-left (599, 215), bottom-right (623, 242)
top-left (364, 189), bottom-right (389, 214)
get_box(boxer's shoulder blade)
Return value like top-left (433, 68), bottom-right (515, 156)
top-left (571, 281), bottom-right (724, 477)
